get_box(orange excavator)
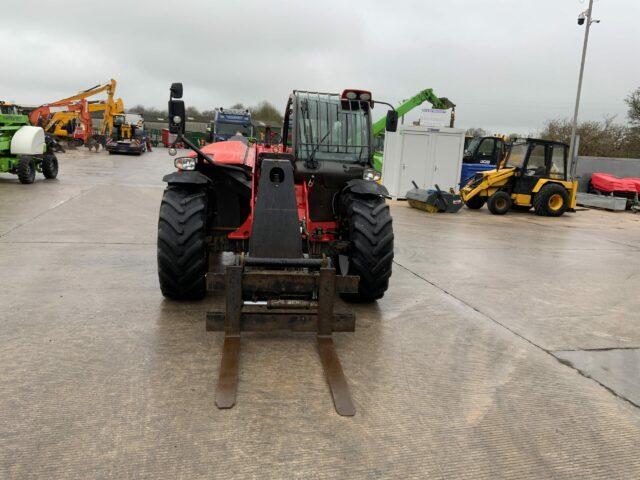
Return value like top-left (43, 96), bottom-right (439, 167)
top-left (30, 100), bottom-right (93, 148)
top-left (29, 79), bottom-right (123, 149)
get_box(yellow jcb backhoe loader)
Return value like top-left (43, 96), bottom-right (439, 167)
top-left (460, 138), bottom-right (578, 217)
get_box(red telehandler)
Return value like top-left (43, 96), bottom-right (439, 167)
top-left (158, 83), bottom-right (398, 415)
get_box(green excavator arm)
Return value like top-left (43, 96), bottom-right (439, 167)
top-left (372, 88), bottom-right (455, 171)
top-left (372, 89), bottom-right (455, 138)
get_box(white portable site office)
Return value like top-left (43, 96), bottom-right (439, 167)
top-left (381, 125), bottom-right (465, 198)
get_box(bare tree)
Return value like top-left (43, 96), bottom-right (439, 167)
top-left (465, 127), bottom-right (486, 138)
top-left (540, 116), bottom-right (639, 158)
top-left (625, 87), bottom-right (640, 127)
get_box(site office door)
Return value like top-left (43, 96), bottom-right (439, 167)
top-left (398, 130), bottom-right (432, 198)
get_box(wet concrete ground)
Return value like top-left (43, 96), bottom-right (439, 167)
top-left (1, 148), bottom-right (640, 479)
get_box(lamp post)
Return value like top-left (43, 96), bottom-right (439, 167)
top-left (569, 0), bottom-right (600, 178)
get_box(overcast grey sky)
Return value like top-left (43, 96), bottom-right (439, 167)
top-left (2, 0), bottom-right (638, 134)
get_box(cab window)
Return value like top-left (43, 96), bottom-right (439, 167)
top-left (505, 143), bottom-right (527, 168)
top-left (478, 138), bottom-right (495, 159)
top-left (495, 140), bottom-right (504, 161)
top-left (526, 145), bottom-right (546, 176)
top-left (550, 146), bottom-right (566, 179)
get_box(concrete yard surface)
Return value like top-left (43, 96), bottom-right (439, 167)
top-left (1, 148), bottom-right (640, 479)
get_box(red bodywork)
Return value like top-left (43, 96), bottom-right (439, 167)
top-left (590, 172), bottom-right (640, 194)
top-left (190, 140), bottom-right (337, 244)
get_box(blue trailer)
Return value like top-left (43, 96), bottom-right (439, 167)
top-left (207, 108), bottom-right (252, 143)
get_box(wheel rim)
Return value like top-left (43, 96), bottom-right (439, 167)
top-left (548, 193), bottom-right (563, 211)
top-left (496, 198), bottom-right (507, 209)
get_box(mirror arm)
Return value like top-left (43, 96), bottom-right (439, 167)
top-left (374, 100), bottom-right (396, 111)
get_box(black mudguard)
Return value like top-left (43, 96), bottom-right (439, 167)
top-left (162, 170), bottom-right (212, 186)
top-left (342, 179), bottom-right (390, 198)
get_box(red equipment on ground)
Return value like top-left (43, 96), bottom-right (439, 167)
top-left (590, 173), bottom-right (640, 194)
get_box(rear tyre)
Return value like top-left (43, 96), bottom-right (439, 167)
top-left (341, 193), bottom-right (394, 302)
top-left (17, 156), bottom-right (35, 184)
top-left (464, 195), bottom-right (486, 210)
top-left (533, 183), bottom-right (569, 217)
top-left (487, 191), bottom-right (511, 215)
top-left (41, 154), bottom-right (59, 179)
top-left (157, 186), bottom-right (208, 300)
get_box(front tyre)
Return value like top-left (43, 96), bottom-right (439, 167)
top-left (41, 154), bottom-right (59, 179)
top-left (464, 195), bottom-right (486, 210)
top-left (157, 186), bottom-right (208, 300)
top-left (487, 191), bottom-right (511, 215)
top-left (17, 156), bottom-right (35, 184)
top-left (341, 193), bottom-right (394, 302)
top-left (533, 183), bottom-right (569, 217)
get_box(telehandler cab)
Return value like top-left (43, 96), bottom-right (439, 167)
top-left (460, 138), bottom-right (578, 217)
top-left (157, 83), bottom-right (398, 415)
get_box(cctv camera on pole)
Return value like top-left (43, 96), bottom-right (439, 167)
top-left (568, 0), bottom-right (600, 179)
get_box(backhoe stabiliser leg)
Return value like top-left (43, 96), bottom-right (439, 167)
top-left (207, 261), bottom-right (359, 416)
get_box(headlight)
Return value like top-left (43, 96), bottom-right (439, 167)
top-left (174, 156), bottom-right (196, 171)
top-left (363, 168), bottom-right (381, 182)
top-left (173, 115), bottom-right (182, 124)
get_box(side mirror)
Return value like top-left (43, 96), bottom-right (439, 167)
top-left (385, 110), bottom-right (398, 133)
top-left (168, 99), bottom-right (185, 134)
top-left (168, 83), bottom-right (185, 134)
top-left (170, 82), bottom-right (183, 99)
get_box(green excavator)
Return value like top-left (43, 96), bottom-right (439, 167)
top-left (372, 89), bottom-right (455, 171)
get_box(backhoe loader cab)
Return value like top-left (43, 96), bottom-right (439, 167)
top-left (460, 138), bottom-right (577, 217)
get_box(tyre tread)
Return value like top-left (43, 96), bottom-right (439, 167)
top-left (157, 187), bottom-right (208, 299)
top-left (341, 193), bottom-right (394, 302)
